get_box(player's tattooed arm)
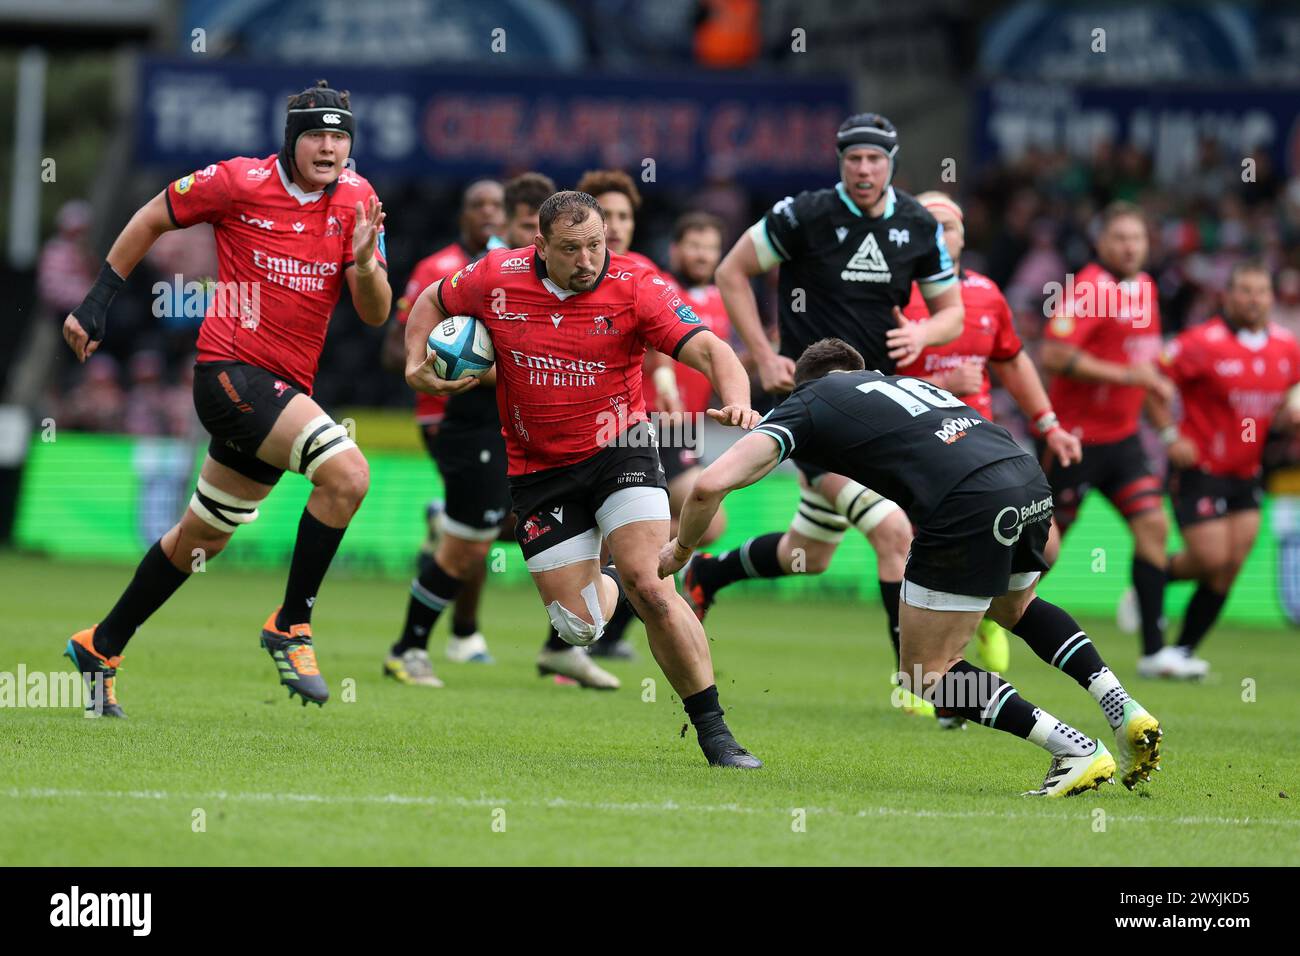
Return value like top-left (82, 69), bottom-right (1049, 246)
top-left (660, 432), bottom-right (781, 577)
top-left (716, 231), bottom-right (795, 394)
top-left (403, 280), bottom-right (480, 397)
top-left (676, 331), bottom-right (760, 429)
top-left (63, 191), bottom-right (177, 362)
top-left (345, 197), bottom-right (392, 326)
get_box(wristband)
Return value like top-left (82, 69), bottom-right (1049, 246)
top-left (1033, 410), bottom-right (1059, 436)
top-left (1159, 425), bottom-right (1181, 446)
top-left (70, 262), bottom-right (125, 342)
top-left (653, 366), bottom-right (681, 405)
top-left (353, 256), bottom-right (377, 277)
top-left (673, 539), bottom-right (694, 560)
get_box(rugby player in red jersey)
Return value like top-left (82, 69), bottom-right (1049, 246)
top-left (61, 81), bottom-right (391, 714)
top-left (404, 191), bottom-right (762, 767)
top-left (380, 179), bottom-right (510, 685)
top-left (897, 191), bottom-right (1081, 709)
top-left (1146, 261), bottom-right (1300, 676)
top-left (1039, 202), bottom-right (1175, 673)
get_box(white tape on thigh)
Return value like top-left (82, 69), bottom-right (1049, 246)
top-left (545, 585), bottom-right (606, 648)
top-left (835, 481), bottom-right (902, 535)
top-left (901, 576), bottom-right (992, 613)
top-left (525, 527), bottom-right (602, 573)
top-left (791, 487), bottom-right (848, 543)
top-left (594, 485), bottom-right (670, 536)
top-left (290, 414), bottom-right (356, 480)
top-left (190, 476), bottom-right (264, 533)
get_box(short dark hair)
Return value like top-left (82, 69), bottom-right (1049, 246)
top-left (286, 79), bottom-right (349, 111)
top-left (1099, 200), bottom-right (1145, 232)
top-left (575, 169), bottom-right (642, 211)
top-left (504, 172), bottom-right (557, 216)
top-left (794, 338), bottom-right (866, 386)
top-left (538, 190), bottom-right (602, 238)
top-left (1227, 259), bottom-right (1272, 289)
top-left (673, 211), bottom-right (724, 243)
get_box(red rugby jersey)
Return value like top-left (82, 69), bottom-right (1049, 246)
top-left (643, 282), bottom-right (733, 414)
top-left (396, 243), bottom-right (473, 425)
top-left (896, 270), bottom-right (1022, 421)
top-left (1044, 262), bottom-right (1162, 444)
top-left (168, 155), bottom-right (386, 392)
top-left (1163, 316), bottom-right (1300, 478)
top-left (437, 248), bottom-right (710, 474)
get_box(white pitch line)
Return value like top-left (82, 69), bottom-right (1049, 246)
top-left (4, 787), bottom-right (1298, 829)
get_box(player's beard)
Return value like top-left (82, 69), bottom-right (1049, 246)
top-left (569, 272), bottom-right (597, 292)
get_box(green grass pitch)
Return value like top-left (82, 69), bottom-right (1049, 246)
top-left (2, 552), bottom-right (1296, 866)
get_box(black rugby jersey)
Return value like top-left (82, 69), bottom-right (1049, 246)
top-left (756, 185), bottom-right (955, 374)
top-left (753, 369), bottom-right (1030, 520)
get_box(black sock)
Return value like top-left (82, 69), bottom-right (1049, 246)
top-left (278, 509), bottom-right (347, 629)
top-left (926, 660), bottom-right (1038, 738)
top-left (697, 532), bottom-right (785, 593)
top-left (1131, 556), bottom-right (1167, 656)
top-left (543, 626), bottom-right (569, 652)
top-left (451, 618), bottom-right (478, 639)
top-left (1011, 598), bottom-right (1108, 692)
top-left (1178, 584), bottom-right (1228, 651)
top-left (393, 557), bottom-right (463, 653)
top-left (95, 541), bottom-right (191, 658)
top-left (683, 684), bottom-right (729, 737)
top-left (878, 579), bottom-right (902, 664)
top-left (600, 596), bottom-right (637, 645)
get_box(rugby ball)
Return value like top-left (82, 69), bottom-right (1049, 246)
top-left (426, 315), bottom-right (494, 380)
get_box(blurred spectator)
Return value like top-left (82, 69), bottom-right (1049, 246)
top-left (122, 351), bottom-right (174, 437)
top-left (694, 0), bottom-right (760, 68)
top-left (37, 200), bottom-right (97, 318)
top-left (59, 355), bottom-right (125, 433)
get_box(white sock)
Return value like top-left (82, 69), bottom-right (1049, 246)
top-left (1087, 667), bottom-right (1131, 729)
top-left (1027, 708), bottom-right (1095, 757)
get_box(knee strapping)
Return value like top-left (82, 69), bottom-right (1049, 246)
top-left (544, 581), bottom-right (606, 647)
top-left (790, 487), bottom-right (848, 543)
top-left (291, 414), bottom-right (356, 481)
top-left (834, 481), bottom-right (901, 535)
top-left (190, 476), bottom-right (264, 533)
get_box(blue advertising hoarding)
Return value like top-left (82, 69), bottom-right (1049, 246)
top-left (135, 57), bottom-right (853, 189)
top-left (973, 82), bottom-right (1300, 182)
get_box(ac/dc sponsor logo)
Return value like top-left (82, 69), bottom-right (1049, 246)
top-left (217, 371), bottom-right (253, 413)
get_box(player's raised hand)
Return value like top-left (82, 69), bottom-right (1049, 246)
top-left (758, 353), bottom-right (796, 394)
top-left (1044, 426), bottom-right (1083, 468)
top-left (62, 314), bottom-right (100, 363)
top-left (352, 197), bottom-right (386, 268)
top-left (886, 306), bottom-right (925, 367)
top-left (406, 349), bottom-right (479, 396)
top-left (707, 405), bottom-right (761, 429)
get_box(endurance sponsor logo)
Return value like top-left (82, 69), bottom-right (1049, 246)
top-left (993, 495), bottom-right (1053, 546)
top-left (50, 886), bottom-right (152, 936)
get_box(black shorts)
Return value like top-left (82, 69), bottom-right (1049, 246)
top-left (905, 455), bottom-right (1053, 599)
top-left (1168, 467), bottom-right (1263, 527)
top-left (653, 415), bottom-right (703, 485)
top-left (193, 360), bottom-right (304, 485)
top-left (421, 420), bottom-right (512, 540)
top-left (509, 422), bottom-right (668, 565)
top-left (1038, 432), bottom-right (1161, 533)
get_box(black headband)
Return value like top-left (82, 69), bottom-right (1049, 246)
top-left (836, 122), bottom-right (898, 158)
top-left (280, 96), bottom-right (355, 183)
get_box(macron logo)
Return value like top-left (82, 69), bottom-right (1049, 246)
top-left (50, 886), bottom-right (151, 936)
